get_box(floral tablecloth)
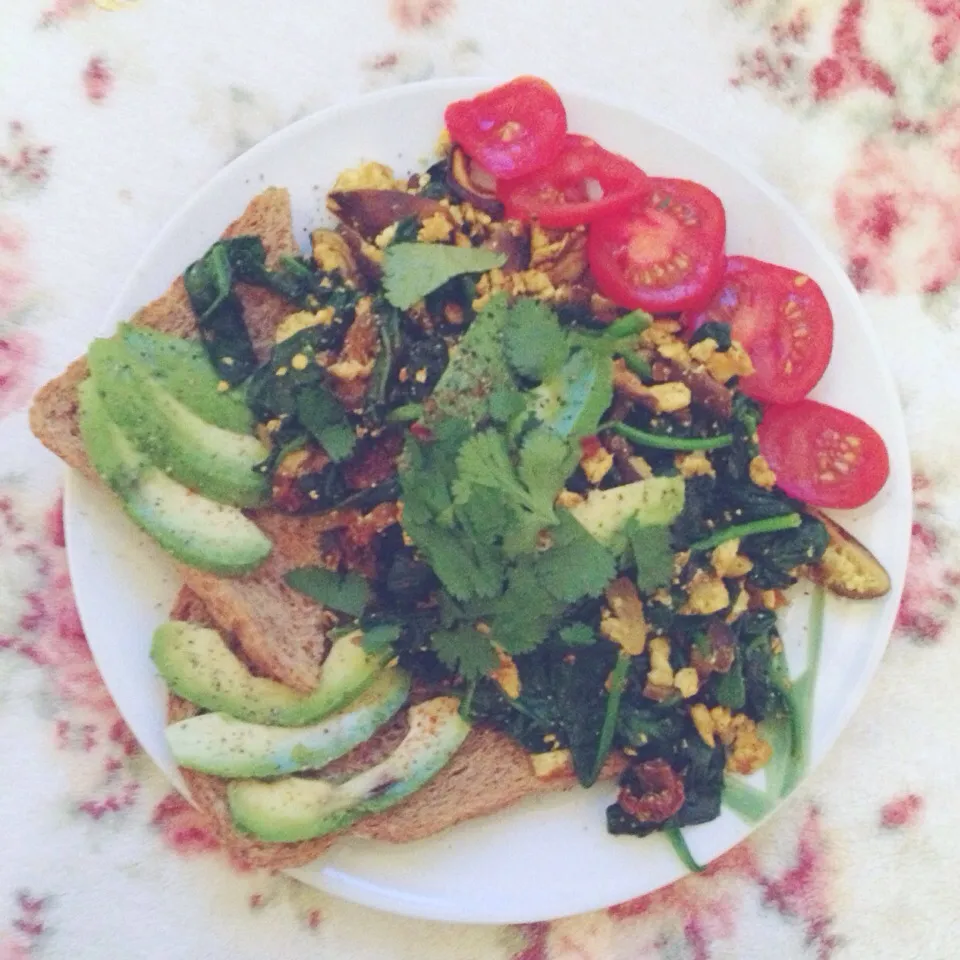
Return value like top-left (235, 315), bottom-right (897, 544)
top-left (2, 0), bottom-right (959, 957)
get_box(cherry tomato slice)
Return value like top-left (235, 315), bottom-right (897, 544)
top-left (684, 256), bottom-right (834, 404)
top-left (497, 134), bottom-right (649, 228)
top-left (587, 178), bottom-right (726, 313)
top-left (757, 399), bottom-right (889, 509)
top-left (444, 76), bottom-right (567, 180)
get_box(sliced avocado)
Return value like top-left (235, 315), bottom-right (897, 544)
top-left (228, 696), bottom-right (470, 843)
top-left (165, 668), bottom-right (410, 778)
top-left (87, 337), bottom-right (268, 507)
top-left (78, 380), bottom-right (272, 575)
top-left (118, 324), bottom-right (253, 434)
top-left (570, 476), bottom-right (685, 556)
top-left (151, 622), bottom-right (391, 725)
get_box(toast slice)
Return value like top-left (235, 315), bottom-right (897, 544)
top-left (29, 188), bottom-right (333, 692)
top-left (167, 586), bottom-right (625, 870)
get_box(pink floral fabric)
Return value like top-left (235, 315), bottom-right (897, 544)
top-left (2, 0), bottom-right (958, 957)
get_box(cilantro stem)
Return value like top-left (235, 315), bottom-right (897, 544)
top-left (687, 513), bottom-right (802, 552)
top-left (780, 585), bottom-right (825, 797)
top-left (385, 402), bottom-right (424, 423)
top-left (603, 421), bottom-right (733, 451)
top-left (665, 826), bottom-right (703, 873)
top-left (586, 649), bottom-right (631, 787)
top-left (620, 352), bottom-right (652, 380)
top-left (723, 775), bottom-right (777, 823)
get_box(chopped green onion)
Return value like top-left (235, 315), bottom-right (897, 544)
top-left (687, 513), bottom-right (802, 552)
top-left (604, 310), bottom-right (652, 338)
top-left (386, 402), bottom-right (425, 423)
top-left (602, 420), bottom-right (733, 451)
top-left (620, 352), bottom-right (652, 380)
top-left (586, 649), bottom-right (631, 787)
top-left (665, 826), bottom-right (703, 873)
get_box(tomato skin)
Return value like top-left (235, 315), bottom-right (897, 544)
top-left (587, 178), bottom-right (727, 313)
top-left (444, 77), bottom-right (567, 180)
top-left (757, 400), bottom-right (890, 509)
top-left (684, 256), bottom-right (834, 404)
top-left (497, 135), bottom-right (649, 227)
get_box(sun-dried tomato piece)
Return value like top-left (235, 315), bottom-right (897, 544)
top-left (617, 759), bottom-right (685, 823)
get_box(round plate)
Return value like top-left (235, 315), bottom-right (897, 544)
top-left (64, 77), bottom-right (911, 924)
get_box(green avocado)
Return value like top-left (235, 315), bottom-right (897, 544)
top-left (78, 379), bottom-right (272, 575)
top-left (117, 324), bottom-right (253, 434)
top-left (151, 621), bottom-right (392, 726)
top-left (569, 476), bottom-right (686, 557)
top-left (165, 668), bottom-right (410, 778)
top-left (227, 696), bottom-right (471, 843)
top-left (87, 336), bottom-right (268, 508)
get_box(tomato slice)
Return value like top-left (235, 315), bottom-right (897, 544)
top-left (587, 178), bottom-right (726, 313)
top-left (757, 400), bottom-right (889, 509)
top-left (684, 256), bottom-right (834, 404)
top-left (444, 77), bottom-right (567, 180)
top-left (497, 135), bottom-right (648, 227)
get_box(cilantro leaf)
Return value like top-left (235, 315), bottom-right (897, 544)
top-left (559, 623), bottom-right (597, 647)
top-left (518, 427), bottom-right (579, 510)
top-left (431, 625), bottom-right (500, 681)
top-left (383, 243), bottom-right (506, 310)
top-left (503, 299), bottom-right (569, 381)
top-left (535, 511), bottom-right (617, 603)
top-left (530, 347), bottom-right (613, 439)
top-left (626, 518), bottom-right (675, 593)
top-left (488, 384), bottom-right (526, 424)
top-left (489, 566), bottom-right (564, 655)
top-left (427, 294), bottom-right (515, 427)
top-left (284, 566), bottom-right (370, 617)
top-left (296, 385), bottom-right (356, 462)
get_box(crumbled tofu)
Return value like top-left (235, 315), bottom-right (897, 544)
top-left (531, 749), bottom-right (573, 780)
top-left (688, 338), bottom-right (719, 363)
top-left (710, 707), bottom-right (772, 774)
top-left (749, 454), bottom-right (777, 489)
top-left (690, 703), bottom-right (716, 747)
top-left (275, 307), bottom-right (335, 344)
top-left (600, 577), bottom-right (648, 656)
top-left (647, 636), bottom-right (674, 688)
top-left (711, 538), bottom-right (754, 578)
top-left (647, 382), bottom-right (692, 412)
top-left (628, 456), bottom-right (654, 480)
top-left (435, 128), bottom-right (452, 157)
top-left (332, 161), bottom-right (396, 192)
top-left (490, 648), bottom-right (521, 699)
top-left (555, 489), bottom-right (585, 509)
top-left (580, 445), bottom-right (614, 485)
top-left (275, 448), bottom-right (311, 478)
top-left (418, 212), bottom-right (454, 244)
top-left (677, 450), bottom-right (715, 478)
top-left (680, 571), bottom-right (730, 616)
top-left (674, 667), bottom-right (700, 699)
top-left (374, 223), bottom-right (398, 249)
top-left (726, 587), bottom-right (750, 623)
top-left (761, 589), bottom-right (787, 610)
top-left (673, 550), bottom-right (691, 577)
top-left (290, 353), bottom-right (309, 371)
top-left (640, 321), bottom-right (683, 348)
top-left (706, 342), bottom-right (754, 383)
top-left (310, 230), bottom-right (357, 277)
top-left (328, 358), bottom-right (375, 381)
top-left (656, 339), bottom-right (691, 363)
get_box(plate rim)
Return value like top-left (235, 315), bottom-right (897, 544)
top-left (63, 74), bottom-right (912, 924)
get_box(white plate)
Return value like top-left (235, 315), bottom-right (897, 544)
top-left (64, 77), bottom-right (911, 924)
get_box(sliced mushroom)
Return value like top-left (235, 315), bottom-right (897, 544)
top-left (447, 146), bottom-right (504, 217)
top-left (483, 221), bottom-right (531, 273)
top-left (805, 509), bottom-right (891, 600)
top-left (649, 354), bottom-right (733, 419)
top-left (337, 224), bottom-right (386, 282)
top-left (327, 189), bottom-right (449, 241)
top-left (529, 226), bottom-right (589, 286)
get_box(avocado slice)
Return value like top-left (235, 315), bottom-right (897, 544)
top-left (569, 476), bottom-right (685, 556)
top-left (78, 380), bottom-right (272, 575)
top-left (166, 668), bottom-right (410, 778)
top-left (151, 622), bottom-right (392, 725)
top-left (118, 324), bottom-right (253, 434)
top-left (87, 337), bottom-right (268, 508)
top-left (228, 696), bottom-right (470, 843)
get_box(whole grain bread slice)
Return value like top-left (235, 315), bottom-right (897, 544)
top-left (29, 188), bottom-right (335, 692)
top-left (167, 586), bottom-right (626, 871)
